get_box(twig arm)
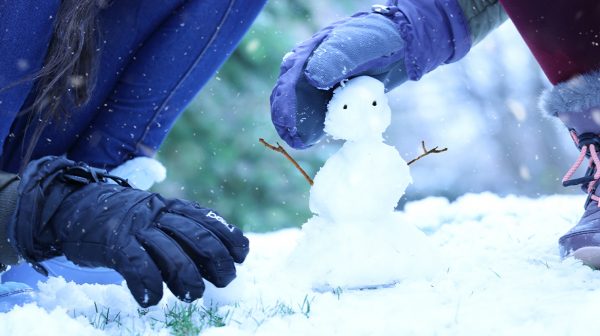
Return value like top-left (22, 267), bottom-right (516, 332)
top-left (259, 138), bottom-right (314, 186)
top-left (407, 141), bottom-right (448, 166)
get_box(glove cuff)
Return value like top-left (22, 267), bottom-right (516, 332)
top-left (0, 172), bottom-right (20, 267)
top-left (8, 157), bottom-right (74, 265)
top-left (9, 156), bottom-right (135, 267)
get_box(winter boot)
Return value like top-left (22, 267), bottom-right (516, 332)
top-left (541, 71), bottom-right (600, 267)
top-left (499, 1), bottom-right (600, 265)
top-left (558, 131), bottom-right (600, 265)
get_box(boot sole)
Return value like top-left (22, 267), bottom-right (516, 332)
top-left (572, 246), bottom-right (600, 269)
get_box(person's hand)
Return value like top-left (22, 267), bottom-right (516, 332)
top-left (8, 156), bottom-right (248, 307)
top-left (270, 1), bottom-right (472, 149)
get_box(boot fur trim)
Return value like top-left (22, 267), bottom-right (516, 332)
top-left (539, 69), bottom-right (600, 117)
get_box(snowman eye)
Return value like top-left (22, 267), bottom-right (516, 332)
top-left (343, 104), bottom-right (348, 109)
top-left (372, 101), bottom-right (377, 106)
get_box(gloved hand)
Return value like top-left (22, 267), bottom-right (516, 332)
top-left (270, 0), bottom-right (472, 149)
top-left (8, 156), bottom-right (248, 307)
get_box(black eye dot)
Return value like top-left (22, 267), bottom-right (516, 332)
top-left (343, 104), bottom-right (348, 109)
top-left (372, 101), bottom-right (377, 106)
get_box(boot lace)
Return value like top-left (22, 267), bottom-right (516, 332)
top-left (563, 132), bottom-right (600, 207)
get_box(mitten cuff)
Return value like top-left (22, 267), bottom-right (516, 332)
top-left (391, 0), bottom-right (471, 80)
top-left (456, 0), bottom-right (508, 45)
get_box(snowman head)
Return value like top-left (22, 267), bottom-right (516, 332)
top-left (325, 76), bottom-right (391, 142)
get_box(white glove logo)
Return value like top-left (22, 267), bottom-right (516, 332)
top-left (206, 211), bottom-right (235, 232)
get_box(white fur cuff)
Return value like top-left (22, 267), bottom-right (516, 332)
top-left (109, 157), bottom-right (166, 191)
top-left (539, 69), bottom-right (600, 117)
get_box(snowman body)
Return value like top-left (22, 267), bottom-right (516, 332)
top-left (288, 76), bottom-right (441, 289)
top-left (310, 140), bottom-right (410, 223)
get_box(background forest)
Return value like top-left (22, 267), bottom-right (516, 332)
top-left (154, 0), bottom-right (578, 232)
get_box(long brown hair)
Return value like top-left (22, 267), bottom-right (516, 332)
top-left (20, 0), bottom-right (110, 167)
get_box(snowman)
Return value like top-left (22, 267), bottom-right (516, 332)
top-left (288, 76), bottom-right (442, 290)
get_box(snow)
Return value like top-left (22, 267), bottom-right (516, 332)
top-left (2, 76), bottom-right (598, 335)
top-left (0, 304), bottom-right (102, 336)
top-left (1, 193), bottom-right (597, 335)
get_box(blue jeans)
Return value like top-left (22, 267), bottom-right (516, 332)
top-left (0, 0), bottom-right (266, 172)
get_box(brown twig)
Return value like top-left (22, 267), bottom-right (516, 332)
top-left (259, 138), bottom-right (314, 186)
top-left (406, 141), bottom-right (448, 165)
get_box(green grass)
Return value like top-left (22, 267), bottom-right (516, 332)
top-left (80, 302), bottom-right (230, 335)
top-left (89, 302), bottom-right (122, 330)
top-left (159, 303), bottom-right (230, 336)
top-left (77, 295), bottom-right (316, 335)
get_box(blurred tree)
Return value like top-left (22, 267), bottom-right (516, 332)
top-left (154, 0), bottom-right (334, 232)
top-left (155, 1), bottom-right (578, 233)
top-left (387, 22), bottom-right (578, 202)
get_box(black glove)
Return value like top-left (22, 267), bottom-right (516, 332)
top-left (8, 156), bottom-right (249, 307)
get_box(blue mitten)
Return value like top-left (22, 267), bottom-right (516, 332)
top-left (270, 0), bottom-right (471, 149)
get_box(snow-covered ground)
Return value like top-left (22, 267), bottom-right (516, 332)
top-left (2, 193), bottom-right (599, 335)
